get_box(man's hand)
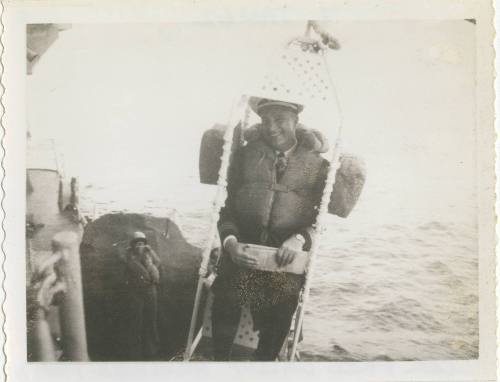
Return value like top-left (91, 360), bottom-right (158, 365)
top-left (144, 254), bottom-right (153, 266)
top-left (275, 235), bottom-right (303, 267)
top-left (225, 238), bottom-right (257, 269)
top-left (144, 244), bottom-right (160, 265)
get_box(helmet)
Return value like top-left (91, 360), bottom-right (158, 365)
top-left (130, 231), bottom-right (147, 245)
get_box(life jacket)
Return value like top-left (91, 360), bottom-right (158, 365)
top-left (227, 130), bottom-right (328, 246)
top-left (200, 123), bottom-right (366, 219)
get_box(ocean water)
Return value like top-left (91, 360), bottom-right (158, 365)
top-left (78, 174), bottom-right (478, 362)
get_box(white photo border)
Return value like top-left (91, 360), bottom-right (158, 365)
top-left (2, 1), bottom-right (496, 381)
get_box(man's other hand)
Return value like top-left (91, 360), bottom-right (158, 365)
top-left (275, 236), bottom-right (303, 267)
top-left (143, 244), bottom-right (160, 265)
top-left (225, 238), bottom-right (257, 269)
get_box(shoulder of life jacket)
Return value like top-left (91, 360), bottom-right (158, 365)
top-left (199, 124), bottom-right (366, 218)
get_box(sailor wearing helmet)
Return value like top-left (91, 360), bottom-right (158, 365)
top-left (211, 97), bottom-right (330, 360)
top-left (122, 231), bottom-right (162, 360)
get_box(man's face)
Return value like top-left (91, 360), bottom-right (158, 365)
top-left (133, 241), bottom-right (146, 255)
top-left (260, 106), bottom-right (298, 152)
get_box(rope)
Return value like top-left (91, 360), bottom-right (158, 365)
top-left (29, 252), bottom-right (66, 316)
top-left (184, 98), bottom-right (249, 360)
top-left (198, 100), bottom-right (247, 277)
top-left (309, 21), bottom-right (341, 50)
top-left (289, 51), bottom-right (344, 361)
top-left (288, 21), bottom-right (341, 53)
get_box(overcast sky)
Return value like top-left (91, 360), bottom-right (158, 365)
top-left (27, 21), bottom-right (476, 224)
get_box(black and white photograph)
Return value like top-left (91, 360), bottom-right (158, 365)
top-left (2, 1), bottom-right (497, 381)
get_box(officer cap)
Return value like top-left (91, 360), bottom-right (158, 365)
top-left (249, 97), bottom-right (304, 116)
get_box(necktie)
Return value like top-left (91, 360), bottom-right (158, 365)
top-left (275, 152), bottom-right (288, 182)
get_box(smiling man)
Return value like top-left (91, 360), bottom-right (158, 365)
top-left (211, 97), bottom-right (330, 361)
